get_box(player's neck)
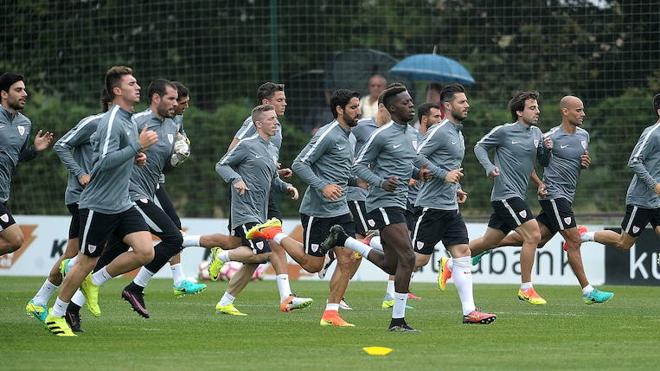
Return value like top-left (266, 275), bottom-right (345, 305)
top-left (0, 102), bottom-right (17, 116)
top-left (114, 98), bottom-right (134, 113)
top-left (150, 106), bottom-right (165, 121)
top-left (560, 121), bottom-right (577, 134)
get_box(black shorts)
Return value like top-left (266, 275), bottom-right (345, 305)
top-left (66, 203), bottom-right (80, 239)
top-left (0, 202), bottom-right (16, 231)
top-left (78, 207), bottom-right (149, 257)
top-left (621, 205), bottom-right (660, 237)
top-left (348, 200), bottom-right (369, 236)
top-left (536, 198), bottom-right (577, 234)
top-left (154, 185), bottom-right (182, 230)
top-left (300, 213), bottom-right (356, 257)
top-left (366, 207), bottom-right (407, 231)
top-left (488, 197), bottom-right (534, 235)
top-left (405, 202), bottom-right (420, 233)
top-left (232, 223), bottom-right (271, 255)
top-left (134, 198), bottom-right (183, 249)
top-left (412, 208), bottom-right (469, 255)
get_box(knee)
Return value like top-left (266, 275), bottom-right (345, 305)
top-left (399, 250), bottom-right (415, 270)
top-left (137, 247), bottom-right (155, 264)
top-left (7, 235), bottom-right (24, 253)
top-left (525, 230), bottom-right (542, 245)
top-left (565, 238), bottom-right (581, 251)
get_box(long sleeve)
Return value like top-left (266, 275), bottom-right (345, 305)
top-left (55, 117), bottom-right (98, 177)
top-left (95, 122), bottom-right (141, 171)
top-left (292, 129), bottom-right (333, 190)
top-left (474, 125), bottom-right (502, 176)
top-left (215, 141), bottom-right (247, 184)
top-left (416, 129), bottom-right (448, 180)
top-left (536, 130), bottom-right (552, 167)
top-left (353, 131), bottom-right (384, 188)
top-left (628, 130), bottom-right (658, 190)
top-left (18, 125), bottom-right (37, 162)
top-left (271, 175), bottom-right (290, 194)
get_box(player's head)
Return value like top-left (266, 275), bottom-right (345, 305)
top-left (148, 79), bottom-right (178, 119)
top-left (509, 90), bottom-right (540, 125)
top-left (559, 96), bottom-right (585, 127)
top-left (418, 102), bottom-right (442, 130)
top-left (252, 104), bottom-right (278, 138)
top-left (257, 82), bottom-right (286, 117)
top-left (381, 84), bottom-right (414, 123)
top-left (425, 83), bottom-right (443, 105)
top-left (100, 88), bottom-right (112, 112)
top-left (653, 93), bottom-right (660, 117)
top-left (105, 66), bottom-right (140, 106)
top-left (441, 83), bottom-right (469, 122)
top-left (172, 81), bottom-right (190, 116)
top-left (367, 74), bottom-right (387, 100)
top-left (0, 72), bottom-right (27, 112)
top-left (330, 89), bottom-right (360, 127)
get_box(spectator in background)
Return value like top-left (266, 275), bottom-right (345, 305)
top-left (425, 83), bottom-right (443, 105)
top-left (359, 74), bottom-right (387, 119)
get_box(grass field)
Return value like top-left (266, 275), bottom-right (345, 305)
top-left (3, 276), bottom-right (659, 370)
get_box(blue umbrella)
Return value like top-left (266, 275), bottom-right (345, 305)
top-left (390, 54), bottom-right (475, 85)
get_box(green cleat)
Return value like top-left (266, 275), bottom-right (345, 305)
top-left (25, 300), bottom-right (48, 323)
top-left (215, 303), bottom-right (247, 316)
top-left (59, 258), bottom-right (70, 277)
top-left (81, 274), bottom-right (101, 317)
top-left (381, 296), bottom-right (413, 310)
top-left (471, 251), bottom-right (489, 266)
top-left (208, 247), bottom-right (225, 281)
top-left (45, 309), bottom-right (76, 337)
top-left (583, 288), bottom-right (614, 304)
top-left (173, 279), bottom-right (207, 298)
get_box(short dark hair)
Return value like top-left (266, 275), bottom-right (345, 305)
top-left (329, 89), bottom-right (360, 118)
top-left (509, 91), bottom-right (540, 121)
top-left (105, 66), bottom-right (134, 100)
top-left (257, 82), bottom-right (285, 103)
top-left (654, 93), bottom-right (660, 114)
top-left (417, 102), bottom-right (441, 119)
top-left (440, 83), bottom-right (466, 103)
top-left (147, 79), bottom-right (176, 104)
top-left (100, 89), bottom-right (112, 112)
top-left (172, 81), bottom-right (189, 98)
top-left (252, 104), bottom-right (275, 123)
top-left (380, 84), bottom-right (408, 110)
top-left (0, 72), bottom-right (24, 94)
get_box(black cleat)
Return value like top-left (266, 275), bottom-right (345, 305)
top-left (320, 225), bottom-right (348, 254)
top-left (64, 310), bottom-right (84, 333)
top-left (388, 318), bottom-right (420, 332)
top-left (121, 288), bottom-right (150, 318)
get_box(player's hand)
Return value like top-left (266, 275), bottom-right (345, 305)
top-left (134, 152), bottom-right (147, 166)
top-left (321, 184), bottom-right (342, 201)
top-left (488, 167), bottom-right (500, 178)
top-left (418, 164), bottom-right (433, 181)
top-left (537, 182), bottom-right (548, 197)
top-left (34, 130), bottom-right (54, 151)
top-left (287, 185), bottom-right (299, 200)
top-left (357, 178), bottom-right (369, 189)
top-left (408, 178), bottom-right (417, 186)
top-left (233, 180), bottom-right (249, 195)
top-left (543, 136), bottom-right (553, 150)
top-left (78, 173), bottom-right (91, 187)
top-left (139, 127), bottom-right (158, 150)
top-left (655, 183), bottom-right (660, 196)
top-left (445, 168), bottom-right (464, 183)
top-left (382, 176), bottom-right (399, 192)
top-left (278, 168), bottom-right (293, 178)
top-left (457, 189), bottom-right (468, 203)
top-left (580, 151), bottom-right (591, 169)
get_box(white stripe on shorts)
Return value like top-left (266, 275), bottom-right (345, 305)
top-left (379, 207), bottom-right (391, 225)
top-left (353, 201), bottom-right (368, 232)
top-left (304, 216), bottom-right (314, 254)
top-left (625, 206), bottom-right (638, 234)
top-left (411, 207), bottom-right (428, 243)
top-left (135, 205), bottom-right (164, 233)
top-left (550, 199), bottom-right (564, 231)
top-left (502, 199), bottom-right (522, 226)
top-left (80, 210), bottom-right (94, 252)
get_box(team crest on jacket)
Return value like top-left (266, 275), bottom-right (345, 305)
top-left (17, 126), bottom-right (25, 136)
top-left (581, 140), bottom-right (587, 150)
top-left (167, 133), bottom-right (174, 144)
top-left (533, 139), bottom-right (539, 148)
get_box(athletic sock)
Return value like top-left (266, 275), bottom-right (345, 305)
top-left (133, 267), bottom-right (155, 288)
top-left (276, 274), bottom-right (292, 302)
top-left (521, 282), bottom-right (533, 290)
top-left (219, 292), bottom-right (235, 307)
top-left (582, 284), bottom-right (594, 296)
top-left (273, 232), bottom-right (287, 245)
top-left (218, 250), bottom-right (231, 263)
top-left (582, 232), bottom-right (595, 242)
top-left (392, 292), bottom-right (408, 319)
top-left (52, 297), bottom-right (69, 317)
top-left (71, 289), bottom-right (86, 307)
top-left (385, 279), bottom-right (395, 299)
top-left (325, 303), bottom-right (340, 312)
top-left (33, 280), bottom-right (58, 306)
top-left (68, 255), bottom-right (78, 267)
top-left (369, 236), bottom-right (384, 252)
top-left (91, 267), bottom-right (112, 286)
top-left (171, 263), bottom-right (185, 286)
top-left (182, 234), bottom-right (201, 247)
top-left (452, 257), bottom-right (476, 315)
top-left (343, 237), bottom-right (372, 256)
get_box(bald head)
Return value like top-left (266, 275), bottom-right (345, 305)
top-left (560, 96), bottom-right (585, 127)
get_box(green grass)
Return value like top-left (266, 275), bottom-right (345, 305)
top-left (3, 276), bottom-right (659, 370)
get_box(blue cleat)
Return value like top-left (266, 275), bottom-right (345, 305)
top-left (583, 288), bottom-right (614, 304)
top-left (173, 279), bottom-right (207, 298)
top-left (25, 300), bottom-right (48, 323)
top-left (471, 251), bottom-right (489, 266)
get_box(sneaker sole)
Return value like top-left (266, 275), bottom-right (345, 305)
top-left (463, 316), bottom-right (497, 324)
top-left (121, 291), bottom-right (150, 319)
top-left (174, 286), bottom-right (207, 298)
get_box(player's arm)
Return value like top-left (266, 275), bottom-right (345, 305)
top-left (215, 141), bottom-right (247, 185)
top-left (96, 122), bottom-right (144, 171)
top-left (415, 128), bottom-right (448, 180)
top-left (353, 131), bottom-right (385, 188)
top-left (55, 118), bottom-right (97, 179)
top-left (291, 130), bottom-right (332, 190)
top-left (18, 130), bottom-right (38, 162)
top-left (628, 129), bottom-right (658, 191)
top-left (474, 125), bottom-right (502, 176)
top-left (530, 169), bottom-right (547, 197)
top-left (536, 129), bottom-right (552, 167)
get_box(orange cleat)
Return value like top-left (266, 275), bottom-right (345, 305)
top-left (319, 310), bottom-right (355, 327)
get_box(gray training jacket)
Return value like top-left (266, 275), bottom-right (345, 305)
top-left (406, 125), bottom-right (422, 207)
top-left (293, 120), bottom-right (353, 218)
top-left (79, 105), bottom-right (142, 214)
top-left (0, 106), bottom-right (37, 203)
top-left (626, 122), bottom-right (660, 209)
top-left (474, 121), bottom-right (551, 202)
top-left (346, 117), bottom-right (379, 202)
top-left (216, 134), bottom-right (291, 230)
top-left (129, 110), bottom-right (180, 202)
top-left (539, 125), bottom-right (590, 203)
top-left (354, 120), bottom-right (417, 212)
top-left (55, 113), bottom-right (104, 205)
top-left (415, 119), bottom-right (465, 211)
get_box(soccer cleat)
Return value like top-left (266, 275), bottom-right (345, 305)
top-left (583, 288), bottom-right (614, 304)
top-left (45, 309), bottom-right (76, 337)
top-left (319, 225), bottom-right (348, 255)
top-left (280, 295), bottom-right (313, 312)
top-left (517, 287), bottom-right (547, 305)
top-left (246, 218), bottom-right (282, 240)
top-left (361, 229), bottom-right (379, 246)
top-left (59, 258), bottom-right (71, 277)
top-left (320, 310), bottom-right (355, 327)
top-left (463, 310), bottom-right (497, 324)
top-left (64, 310), bottom-right (84, 333)
top-left (208, 247), bottom-right (225, 281)
top-left (81, 274), bottom-right (101, 317)
top-left (121, 289), bottom-right (150, 318)
top-left (25, 300), bottom-right (48, 323)
top-left (388, 320), bottom-right (419, 332)
top-left (563, 225), bottom-right (588, 251)
top-left (471, 251), bottom-right (489, 266)
top-left (381, 297), bottom-right (414, 310)
top-left (173, 279), bottom-right (207, 298)
top-left (215, 303), bottom-right (247, 316)
top-left (438, 255), bottom-right (452, 291)
top-left (317, 252), bottom-right (336, 279)
top-left (339, 298), bottom-right (353, 310)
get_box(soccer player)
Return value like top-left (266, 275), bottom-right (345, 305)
top-left (249, 89), bottom-right (362, 327)
top-left (0, 72), bottom-right (53, 257)
top-left (465, 91), bottom-right (552, 305)
top-left (25, 91), bottom-right (111, 329)
top-left (479, 96), bottom-right (613, 304)
top-left (579, 94), bottom-right (660, 256)
top-left (45, 66), bottom-right (159, 336)
top-left (322, 84), bottom-right (430, 332)
top-left (209, 104), bottom-right (301, 316)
